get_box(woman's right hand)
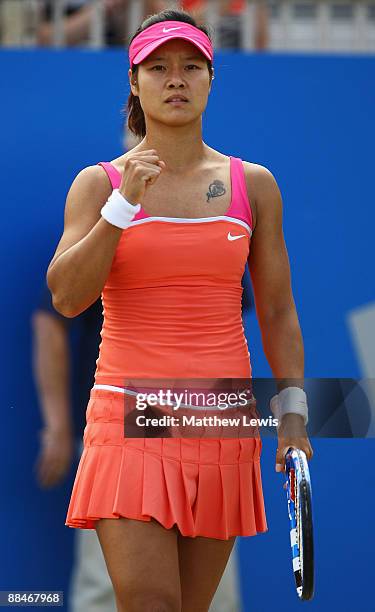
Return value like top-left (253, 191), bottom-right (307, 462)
top-left (120, 149), bottom-right (166, 205)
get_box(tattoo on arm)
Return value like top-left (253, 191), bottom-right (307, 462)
top-left (206, 180), bottom-right (226, 203)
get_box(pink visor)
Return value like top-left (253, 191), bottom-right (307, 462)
top-left (129, 21), bottom-right (213, 67)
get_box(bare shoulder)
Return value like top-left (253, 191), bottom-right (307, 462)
top-left (69, 163), bottom-right (113, 200)
top-left (242, 161), bottom-right (283, 229)
top-left (63, 163), bottom-right (115, 223)
top-left (48, 164), bottom-right (113, 269)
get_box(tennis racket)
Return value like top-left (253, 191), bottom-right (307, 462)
top-left (283, 447), bottom-right (314, 601)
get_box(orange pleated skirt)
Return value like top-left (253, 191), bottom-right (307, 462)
top-left (65, 388), bottom-right (268, 540)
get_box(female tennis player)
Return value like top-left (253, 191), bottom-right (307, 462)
top-left (47, 7), bottom-right (313, 612)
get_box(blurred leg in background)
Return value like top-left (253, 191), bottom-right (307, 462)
top-left (31, 284), bottom-right (113, 612)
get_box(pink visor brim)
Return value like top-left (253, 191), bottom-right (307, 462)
top-left (132, 35), bottom-right (212, 65)
top-left (129, 21), bottom-right (213, 67)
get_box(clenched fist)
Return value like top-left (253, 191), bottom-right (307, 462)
top-left (120, 149), bottom-right (166, 206)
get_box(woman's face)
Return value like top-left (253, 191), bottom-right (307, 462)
top-left (128, 38), bottom-right (213, 129)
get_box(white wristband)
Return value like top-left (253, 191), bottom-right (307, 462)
top-left (270, 386), bottom-right (308, 427)
top-left (101, 189), bottom-right (141, 229)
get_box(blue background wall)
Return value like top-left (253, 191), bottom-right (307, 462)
top-left (1, 49), bottom-right (374, 611)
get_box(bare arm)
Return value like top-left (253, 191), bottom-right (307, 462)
top-left (246, 164), bottom-right (313, 468)
top-left (246, 163), bottom-right (304, 390)
top-left (31, 310), bottom-right (72, 433)
top-left (46, 165), bottom-right (123, 317)
top-left (31, 310), bottom-right (75, 487)
top-left (47, 151), bottom-right (165, 317)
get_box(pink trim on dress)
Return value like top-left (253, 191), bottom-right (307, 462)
top-left (97, 156), bottom-right (253, 228)
top-left (229, 157), bottom-right (254, 231)
top-left (97, 162), bottom-right (121, 189)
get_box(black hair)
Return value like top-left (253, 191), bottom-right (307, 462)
top-left (124, 9), bottom-right (214, 139)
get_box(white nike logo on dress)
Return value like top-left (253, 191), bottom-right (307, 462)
top-left (227, 232), bottom-right (246, 241)
top-left (163, 26), bottom-right (182, 33)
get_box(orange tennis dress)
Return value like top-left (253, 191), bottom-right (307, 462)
top-left (65, 156), bottom-right (268, 539)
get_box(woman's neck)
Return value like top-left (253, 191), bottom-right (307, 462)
top-left (138, 120), bottom-right (209, 173)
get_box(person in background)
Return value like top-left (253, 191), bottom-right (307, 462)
top-left (36, 0), bottom-right (170, 47)
top-left (181, 0), bottom-right (269, 49)
top-left (31, 285), bottom-right (114, 612)
top-left (1, 0), bottom-right (268, 50)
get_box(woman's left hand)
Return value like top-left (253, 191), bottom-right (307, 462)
top-left (275, 413), bottom-right (313, 473)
